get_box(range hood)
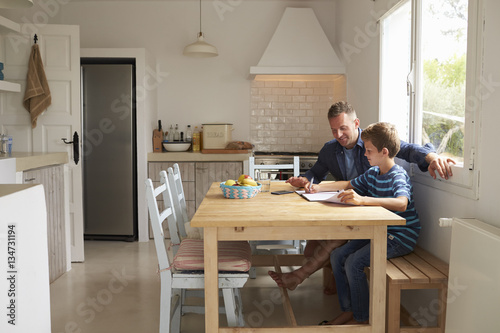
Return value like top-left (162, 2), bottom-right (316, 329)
top-left (250, 7), bottom-right (345, 77)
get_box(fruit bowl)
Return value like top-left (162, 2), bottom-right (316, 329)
top-left (163, 141), bottom-right (191, 152)
top-left (220, 182), bottom-right (262, 199)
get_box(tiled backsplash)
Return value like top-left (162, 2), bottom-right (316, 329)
top-left (250, 75), bottom-right (346, 152)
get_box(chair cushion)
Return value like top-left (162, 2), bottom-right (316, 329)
top-left (173, 239), bottom-right (251, 272)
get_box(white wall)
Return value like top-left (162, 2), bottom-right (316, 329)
top-left (0, 0), bottom-right (336, 142)
top-left (340, 0), bottom-right (500, 324)
top-left (339, 0), bottom-right (500, 260)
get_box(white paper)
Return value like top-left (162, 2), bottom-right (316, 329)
top-left (295, 190), bottom-right (348, 204)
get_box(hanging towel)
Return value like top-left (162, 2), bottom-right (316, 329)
top-left (23, 44), bottom-right (51, 129)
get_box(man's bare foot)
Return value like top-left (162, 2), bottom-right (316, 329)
top-left (322, 311), bottom-right (354, 325)
top-left (268, 270), bottom-right (304, 290)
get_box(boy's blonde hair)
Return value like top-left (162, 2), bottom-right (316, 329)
top-left (361, 122), bottom-right (400, 158)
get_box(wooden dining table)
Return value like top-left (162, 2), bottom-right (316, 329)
top-left (190, 181), bottom-right (405, 333)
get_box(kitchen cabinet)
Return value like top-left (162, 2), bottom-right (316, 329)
top-left (24, 164), bottom-right (66, 283)
top-left (148, 160), bottom-right (243, 238)
top-left (195, 162), bottom-right (243, 208)
top-left (148, 161), bottom-right (196, 220)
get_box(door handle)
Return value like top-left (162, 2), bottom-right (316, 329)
top-left (61, 131), bottom-right (80, 165)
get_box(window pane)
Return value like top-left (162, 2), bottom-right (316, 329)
top-left (380, 1), bottom-right (412, 141)
top-left (420, 0), bottom-right (468, 163)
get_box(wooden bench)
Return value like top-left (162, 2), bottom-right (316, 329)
top-left (385, 246), bottom-right (449, 333)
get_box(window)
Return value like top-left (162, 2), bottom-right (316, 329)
top-left (379, 0), bottom-right (482, 198)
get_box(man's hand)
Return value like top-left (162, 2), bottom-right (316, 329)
top-left (426, 153), bottom-right (456, 180)
top-left (285, 176), bottom-right (309, 188)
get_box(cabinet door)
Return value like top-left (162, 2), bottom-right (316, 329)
top-left (24, 165), bottom-right (65, 283)
top-left (195, 162), bottom-right (242, 209)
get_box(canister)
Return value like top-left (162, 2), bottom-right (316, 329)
top-left (202, 123), bottom-right (233, 149)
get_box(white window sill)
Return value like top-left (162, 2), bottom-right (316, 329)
top-left (410, 162), bottom-right (479, 200)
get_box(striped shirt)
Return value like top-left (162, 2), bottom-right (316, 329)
top-left (350, 164), bottom-right (420, 251)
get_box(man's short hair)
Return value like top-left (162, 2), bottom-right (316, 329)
top-left (361, 122), bottom-right (401, 158)
top-left (328, 101), bottom-right (357, 120)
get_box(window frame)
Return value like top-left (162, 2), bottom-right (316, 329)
top-left (379, 0), bottom-right (483, 199)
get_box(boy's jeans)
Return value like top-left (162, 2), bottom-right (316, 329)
top-left (330, 238), bottom-right (413, 322)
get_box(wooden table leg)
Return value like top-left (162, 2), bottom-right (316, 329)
top-left (370, 226), bottom-right (387, 333)
top-left (204, 227), bottom-right (219, 332)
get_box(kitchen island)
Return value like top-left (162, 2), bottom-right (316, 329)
top-left (0, 184), bottom-right (51, 332)
top-left (0, 152), bottom-right (69, 282)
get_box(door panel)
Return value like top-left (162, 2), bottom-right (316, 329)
top-left (1, 25), bottom-right (83, 262)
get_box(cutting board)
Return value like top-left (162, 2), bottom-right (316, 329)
top-left (201, 149), bottom-right (251, 154)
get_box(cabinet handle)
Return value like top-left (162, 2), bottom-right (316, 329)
top-left (25, 178), bottom-right (36, 182)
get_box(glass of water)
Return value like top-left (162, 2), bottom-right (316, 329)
top-left (257, 171), bottom-right (271, 192)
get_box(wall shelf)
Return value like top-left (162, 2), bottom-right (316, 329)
top-left (0, 15), bottom-right (21, 93)
top-left (0, 80), bottom-right (20, 92)
top-left (0, 15), bottom-right (20, 33)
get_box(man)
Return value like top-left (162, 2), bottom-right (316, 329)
top-left (269, 101), bottom-right (455, 293)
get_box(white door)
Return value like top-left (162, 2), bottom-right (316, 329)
top-left (1, 25), bottom-right (84, 262)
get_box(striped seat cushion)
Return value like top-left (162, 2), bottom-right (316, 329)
top-left (173, 239), bottom-right (251, 272)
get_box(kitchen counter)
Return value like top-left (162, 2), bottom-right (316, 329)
top-left (0, 152), bottom-right (69, 171)
top-left (0, 183), bottom-right (51, 332)
top-left (148, 151), bottom-right (251, 162)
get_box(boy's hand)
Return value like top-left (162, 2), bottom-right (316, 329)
top-left (308, 184), bottom-right (319, 193)
top-left (338, 189), bottom-right (363, 205)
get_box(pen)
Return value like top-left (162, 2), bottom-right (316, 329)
top-left (309, 177), bottom-right (314, 192)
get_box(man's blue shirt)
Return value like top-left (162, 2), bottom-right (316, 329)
top-left (305, 128), bottom-right (436, 182)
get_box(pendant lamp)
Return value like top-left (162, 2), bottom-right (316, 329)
top-left (0, 0), bottom-right (33, 8)
top-left (183, 0), bottom-right (218, 58)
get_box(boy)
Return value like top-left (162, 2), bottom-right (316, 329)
top-left (313, 122), bottom-right (420, 325)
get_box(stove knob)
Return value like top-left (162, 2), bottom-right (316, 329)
top-left (300, 162), bottom-right (306, 168)
top-left (308, 162), bottom-right (314, 168)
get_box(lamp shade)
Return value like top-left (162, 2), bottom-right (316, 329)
top-left (183, 32), bottom-right (218, 58)
top-left (0, 0), bottom-right (33, 8)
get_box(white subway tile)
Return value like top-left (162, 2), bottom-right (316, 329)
top-left (292, 81), bottom-right (307, 88)
top-left (279, 81), bottom-right (293, 87)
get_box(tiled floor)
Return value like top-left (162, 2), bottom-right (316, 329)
top-left (50, 240), bottom-right (341, 332)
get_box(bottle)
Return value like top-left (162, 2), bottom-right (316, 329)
top-left (0, 133), bottom-right (5, 154)
top-left (186, 125), bottom-right (193, 143)
top-left (192, 126), bottom-right (200, 151)
top-left (168, 125), bottom-right (174, 142)
top-left (173, 124), bottom-right (180, 141)
top-left (7, 136), bottom-right (12, 155)
top-left (199, 125), bottom-right (204, 150)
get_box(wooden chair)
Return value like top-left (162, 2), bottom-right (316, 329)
top-left (248, 156), bottom-right (303, 256)
top-left (167, 163), bottom-right (189, 238)
top-left (248, 156), bottom-right (300, 183)
top-left (145, 170), bottom-right (250, 332)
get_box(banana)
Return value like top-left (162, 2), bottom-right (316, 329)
top-left (241, 179), bottom-right (258, 186)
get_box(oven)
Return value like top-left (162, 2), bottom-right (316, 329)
top-left (252, 152), bottom-right (318, 180)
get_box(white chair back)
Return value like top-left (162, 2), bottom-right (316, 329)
top-left (167, 164), bottom-right (188, 238)
top-left (145, 170), bottom-right (181, 263)
top-left (248, 156), bottom-right (300, 180)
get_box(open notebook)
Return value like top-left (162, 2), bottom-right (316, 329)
top-left (295, 190), bottom-right (351, 204)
